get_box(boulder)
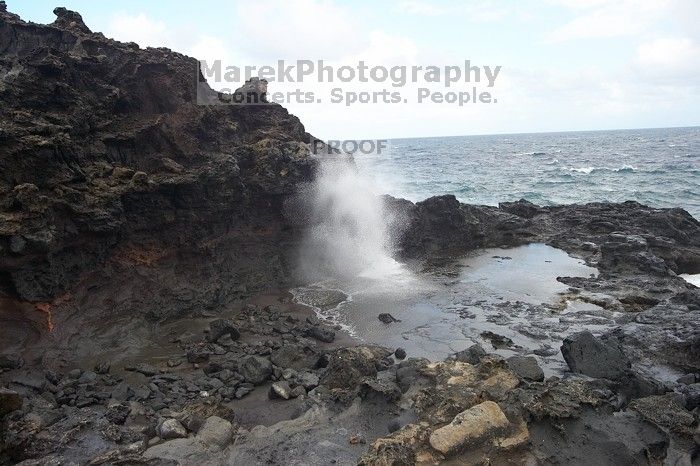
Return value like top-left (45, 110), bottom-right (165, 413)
top-left (239, 356), bottom-right (272, 385)
top-left (307, 326), bottom-right (335, 343)
top-left (454, 343), bottom-right (486, 365)
top-left (561, 331), bottom-right (630, 379)
top-left (196, 416), bottom-right (233, 449)
top-left (507, 355), bottom-right (544, 382)
top-left (270, 344), bottom-right (320, 371)
top-left (321, 346), bottom-right (393, 390)
top-left (159, 418), bottom-right (188, 440)
top-left (207, 318), bottom-right (240, 342)
top-left (429, 401), bottom-right (510, 455)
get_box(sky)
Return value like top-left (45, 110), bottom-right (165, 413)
top-left (9, 0), bottom-right (700, 139)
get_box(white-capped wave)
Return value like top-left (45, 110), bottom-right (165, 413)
top-left (568, 165), bottom-right (636, 174)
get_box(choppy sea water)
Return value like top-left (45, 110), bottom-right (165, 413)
top-left (355, 126), bottom-right (700, 218)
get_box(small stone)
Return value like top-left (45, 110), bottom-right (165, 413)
top-left (376, 357), bottom-right (393, 371)
top-left (480, 331), bottom-right (513, 349)
top-left (167, 358), bottom-right (183, 368)
top-left (186, 346), bottom-right (211, 364)
top-left (235, 384), bottom-right (254, 399)
top-left (378, 313), bottom-right (400, 324)
top-left (296, 372), bottom-right (320, 390)
top-left (159, 418), bottom-right (187, 440)
top-left (290, 386), bottom-right (306, 398)
top-left (105, 403), bottom-right (130, 425)
top-left (111, 382), bottom-right (134, 402)
top-left (68, 368), bottom-right (83, 379)
top-left (9, 235), bottom-right (26, 254)
top-left (269, 381), bottom-right (293, 400)
top-left (131, 171), bottom-right (148, 186)
top-left (94, 362), bottom-right (110, 374)
top-left (394, 348), bottom-right (407, 360)
top-left (131, 363), bottom-right (159, 377)
top-left (0, 388), bottom-right (22, 416)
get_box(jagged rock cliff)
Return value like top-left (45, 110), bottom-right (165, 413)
top-left (0, 5), bottom-right (317, 326)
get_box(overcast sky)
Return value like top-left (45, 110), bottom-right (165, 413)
top-left (12, 0), bottom-right (700, 139)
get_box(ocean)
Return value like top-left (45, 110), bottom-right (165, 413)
top-left (354, 126), bottom-right (700, 219)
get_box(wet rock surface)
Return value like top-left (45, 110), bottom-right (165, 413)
top-left (1, 4), bottom-right (700, 466)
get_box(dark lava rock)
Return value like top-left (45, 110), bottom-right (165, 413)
top-left (0, 354), bottom-right (24, 370)
top-left (561, 331), bottom-right (630, 379)
top-left (105, 403), bottom-right (131, 425)
top-left (239, 356), bottom-right (272, 385)
top-left (186, 346), bottom-right (212, 364)
top-left (498, 199), bottom-right (541, 218)
top-left (270, 344), bottom-right (320, 371)
top-left (360, 378), bottom-right (402, 403)
top-left (376, 357), bottom-right (394, 372)
top-left (207, 318), bottom-right (240, 343)
top-left (128, 363), bottom-right (158, 377)
top-left (507, 355), bottom-right (545, 382)
top-left (396, 358), bottom-right (430, 393)
top-left (269, 381), bottom-right (292, 400)
top-left (676, 373), bottom-right (697, 385)
top-left (394, 348), bottom-right (407, 360)
top-left (0, 4), bottom-right (319, 328)
top-left (378, 313), bottom-right (401, 324)
top-left (110, 382), bottom-right (134, 402)
top-left (677, 383), bottom-right (700, 409)
top-left (0, 388), bottom-right (22, 416)
top-left (235, 384), bottom-right (255, 399)
top-left (321, 346), bottom-right (392, 390)
top-left (307, 326), bottom-right (335, 343)
top-left (454, 343), bottom-right (487, 364)
top-left (94, 362), bottom-right (110, 374)
top-left (159, 418), bottom-right (188, 440)
top-left (480, 331), bottom-right (514, 349)
top-left (629, 394), bottom-right (695, 436)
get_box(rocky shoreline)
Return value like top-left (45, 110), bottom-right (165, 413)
top-left (1, 5), bottom-right (699, 465)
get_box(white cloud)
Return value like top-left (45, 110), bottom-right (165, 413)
top-left (632, 37), bottom-right (700, 86)
top-left (546, 0), bottom-right (671, 42)
top-left (106, 13), bottom-right (171, 48)
top-left (396, 0), bottom-right (510, 23)
top-left (233, 0), bottom-right (367, 60)
top-left (397, 1), bottom-right (446, 16)
top-left (636, 37), bottom-right (700, 70)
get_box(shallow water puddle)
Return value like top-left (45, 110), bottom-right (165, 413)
top-left (294, 244), bottom-right (615, 375)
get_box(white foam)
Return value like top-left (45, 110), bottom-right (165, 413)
top-left (680, 274), bottom-right (700, 287)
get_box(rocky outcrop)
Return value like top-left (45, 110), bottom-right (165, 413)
top-left (0, 6), bottom-right (320, 343)
top-left (389, 196), bottom-right (700, 277)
